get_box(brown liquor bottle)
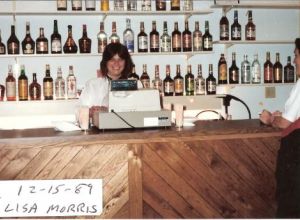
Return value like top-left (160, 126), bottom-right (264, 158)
top-left (172, 22), bottom-right (181, 52)
top-left (264, 52), bottom-right (273, 83)
top-left (273, 53), bottom-right (283, 83)
top-left (127, 64), bottom-right (139, 80)
top-left (72, 0), bottom-right (82, 10)
top-left (229, 52), bottom-right (239, 84)
top-left (5, 65), bottom-right (16, 101)
top-left (63, 25), bottom-right (78, 53)
top-left (43, 64), bottom-right (54, 100)
top-left (284, 56), bottom-right (295, 83)
top-left (51, 20), bottom-right (62, 54)
top-left (171, 0), bottom-right (180, 10)
top-left (36, 27), bottom-right (48, 54)
top-left (218, 53), bottom-right (228, 84)
top-left (137, 22), bottom-right (148, 53)
top-left (182, 21), bottom-right (192, 52)
top-left (152, 65), bottom-right (163, 94)
top-left (79, 24), bottom-right (92, 53)
top-left (140, 64), bottom-right (150, 88)
top-left (202, 21), bottom-right (213, 51)
top-left (245, 10), bottom-right (256, 41)
top-left (219, 10), bottom-right (229, 41)
top-left (29, 73), bottom-right (41, 101)
top-left (150, 21), bottom-right (160, 52)
top-left (0, 83), bottom-right (4, 101)
top-left (156, 0), bottom-right (166, 11)
top-left (7, 25), bottom-right (20, 55)
top-left (57, 0), bottom-right (67, 10)
top-left (109, 21), bottom-right (120, 44)
top-left (231, 10), bottom-right (241, 41)
top-left (22, 22), bottom-right (35, 54)
top-left (0, 29), bottom-right (6, 54)
top-left (163, 65), bottom-right (174, 96)
top-left (18, 65), bottom-right (28, 101)
top-left (193, 21), bottom-right (202, 51)
top-left (174, 64), bottom-right (183, 96)
top-left (185, 65), bottom-right (194, 96)
top-left (206, 64), bottom-right (216, 95)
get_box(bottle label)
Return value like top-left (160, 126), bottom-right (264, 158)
top-left (43, 82), bottom-right (53, 97)
top-left (274, 68), bottom-right (282, 82)
top-left (172, 35), bottom-right (181, 48)
top-left (183, 0), bottom-right (193, 10)
top-left (183, 34), bottom-right (192, 48)
top-left (138, 36), bottom-right (148, 50)
top-left (230, 69), bottom-right (239, 83)
top-left (150, 35), bottom-right (159, 49)
top-left (23, 43), bottom-right (34, 54)
top-left (72, 0), bottom-right (82, 8)
top-left (161, 37), bottom-right (171, 52)
top-left (18, 80), bottom-right (28, 100)
top-left (185, 78), bottom-right (194, 93)
top-left (203, 38), bottom-right (212, 49)
top-left (0, 46), bottom-right (5, 54)
top-left (286, 68), bottom-right (295, 82)
top-left (52, 39), bottom-right (62, 52)
top-left (30, 86), bottom-right (41, 100)
top-left (124, 36), bottom-right (134, 52)
top-left (6, 81), bottom-right (16, 99)
top-left (232, 27), bottom-right (241, 39)
top-left (193, 35), bottom-right (202, 51)
top-left (241, 64), bottom-right (251, 83)
top-left (207, 81), bottom-right (216, 92)
top-left (195, 79), bottom-right (205, 95)
top-left (172, 0), bottom-right (180, 7)
top-left (220, 24), bottom-right (229, 38)
top-left (219, 64), bottom-right (227, 81)
top-left (141, 79), bottom-right (150, 88)
top-left (153, 80), bottom-right (162, 92)
top-left (252, 64), bottom-right (261, 83)
top-left (246, 29), bottom-right (255, 39)
top-left (57, 0), bottom-right (67, 8)
top-left (55, 80), bottom-right (65, 99)
top-left (85, 0), bottom-right (95, 9)
top-left (67, 77), bottom-right (77, 98)
top-left (174, 79), bottom-right (183, 93)
top-left (8, 43), bottom-right (19, 54)
top-left (114, 0), bottom-right (124, 10)
top-left (98, 39), bottom-right (107, 53)
top-left (141, 0), bottom-right (151, 10)
top-left (164, 82), bottom-right (174, 93)
top-left (37, 42), bottom-right (48, 52)
top-left (101, 0), bottom-right (109, 11)
top-left (127, 0), bottom-right (137, 10)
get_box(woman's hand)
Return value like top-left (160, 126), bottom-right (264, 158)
top-left (260, 109), bottom-right (273, 125)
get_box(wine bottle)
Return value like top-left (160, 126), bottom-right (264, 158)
top-left (22, 22), bottom-right (35, 54)
top-left (138, 22), bottom-right (148, 52)
top-left (172, 22), bottom-right (181, 52)
top-left (63, 25), bottom-right (78, 53)
top-left (273, 52), bottom-right (283, 83)
top-left (284, 56), bottom-right (295, 83)
top-left (182, 20), bottom-right (192, 52)
top-left (79, 24), bottom-right (92, 53)
top-left (36, 27), bottom-right (49, 54)
top-left (51, 20), bottom-right (62, 54)
top-left (43, 64), bottom-right (54, 100)
top-left (202, 21), bottom-right (213, 51)
top-left (7, 25), bottom-right (20, 55)
top-left (245, 10), bottom-right (256, 41)
top-left (29, 73), bottom-right (41, 101)
top-left (140, 64), bottom-right (150, 88)
top-left (264, 52), bottom-right (273, 83)
top-left (220, 10), bottom-right (229, 41)
top-left (6, 65), bottom-right (16, 101)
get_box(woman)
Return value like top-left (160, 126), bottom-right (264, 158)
top-left (79, 43), bottom-right (134, 116)
top-left (260, 38), bottom-right (300, 128)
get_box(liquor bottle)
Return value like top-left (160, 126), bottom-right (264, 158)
top-left (264, 52), bottom-right (273, 83)
top-left (127, 64), bottom-right (139, 80)
top-left (206, 64), bottom-right (216, 95)
top-left (138, 22), bottom-right (148, 52)
top-left (195, 64), bottom-right (205, 95)
top-left (231, 10), bottom-right (241, 40)
top-left (51, 20), bottom-right (62, 54)
top-left (156, 0), bottom-right (166, 11)
top-left (160, 21), bottom-right (171, 53)
top-left (273, 53), bottom-right (283, 83)
top-left (57, 0), bottom-right (67, 10)
top-left (127, 0), bottom-right (137, 11)
top-left (229, 52), bottom-right (239, 84)
top-left (152, 65), bottom-right (163, 94)
top-left (0, 29), bottom-right (6, 54)
top-left (101, 0), bottom-right (109, 11)
top-left (22, 22), bottom-right (35, 54)
top-left (193, 21), bottom-right (202, 51)
top-left (284, 56), bottom-right (295, 83)
top-left (241, 55), bottom-right (251, 84)
top-left (252, 54), bottom-right (261, 84)
top-left (110, 21), bottom-right (120, 44)
top-left (185, 65), bottom-right (194, 96)
top-left (172, 22), bottom-right (181, 52)
top-left (174, 64), bottom-right (184, 96)
top-left (7, 25), bottom-right (20, 54)
top-left (5, 65), bottom-right (16, 101)
top-left (36, 27), bottom-right (48, 54)
top-left (29, 73), bottom-right (41, 101)
top-left (150, 21), bottom-right (160, 52)
top-left (141, 0), bottom-right (151, 11)
top-left (218, 53), bottom-right (227, 84)
top-left (63, 25), bottom-right (78, 53)
top-left (114, 0), bottom-right (124, 10)
top-left (182, 21), bottom-right (192, 52)
top-left (79, 24), bottom-right (92, 53)
top-left (171, 0), bottom-right (180, 10)
top-left (245, 10), bottom-right (256, 41)
top-left (219, 10), bottom-right (229, 41)
top-left (183, 0), bottom-right (193, 11)
top-left (18, 65), bottom-right (28, 101)
top-left (43, 64), bottom-right (53, 100)
top-left (140, 64), bottom-right (150, 88)
top-left (202, 21), bottom-right (213, 51)
top-left (97, 22), bottom-right (107, 53)
top-left (85, 0), bottom-right (96, 10)
top-left (123, 18), bottom-right (134, 53)
top-left (0, 83), bottom-right (4, 101)
top-left (67, 66), bottom-right (77, 99)
top-left (72, 0), bottom-right (82, 10)
top-left (55, 66), bottom-right (65, 100)
top-left (163, 65), bottom-right (174, 96)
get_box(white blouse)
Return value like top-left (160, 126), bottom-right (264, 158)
top-left (282, 79), bottom-right (300, 122)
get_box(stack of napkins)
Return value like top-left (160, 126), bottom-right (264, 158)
top-left (52, 121), bottom-right (81, 132)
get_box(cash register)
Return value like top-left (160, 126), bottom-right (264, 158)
top-left (93, 79), bottom-right (172, 130)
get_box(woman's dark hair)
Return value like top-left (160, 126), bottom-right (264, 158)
top-left (296, 38), bottom-right (300, 51)
top-left (100, 43), bottom-right (134, 79)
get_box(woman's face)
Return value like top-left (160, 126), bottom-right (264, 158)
top-left (294, 48), bottom-right (300, 78)
top-left (107, 54), bottom-right (125, 80)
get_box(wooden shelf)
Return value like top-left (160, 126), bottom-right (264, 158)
top-left (213, 40), bottom-right (294, 48)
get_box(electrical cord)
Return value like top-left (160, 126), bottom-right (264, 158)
top-left (195, 110), bottom-right (225, 120)
top-left (111, 110), bottom-right (136, 129)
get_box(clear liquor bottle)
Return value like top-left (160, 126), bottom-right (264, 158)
top-left (0, 29), bottom-right (6, 54)
top-left (231, 10), bottom-right (241, 40)
top-left (79, 24), bottom-right (92, 53)
top-left (183, 0), bottom-right (193, 11)
top-left (67, 66), bottom-right (77, 99)
top-left (193, 21), bottom-right (202, 51)
top-left (55, 66), bottom-right (65, 100)
top-left (245, 10), bottom-right (256, 41)
top-left (5, 65), bottom-right (16, 101)
top-left (152, 65), bottom-right (163, 94)
top-left (7, 25), bottom-right (20, 55)
top-left (138, 22), bottom-right (148, 52)
top-left (51, 20), bottom-right (62, 54)
top-left (156, 0), bottom-right (166, 11)
top-left (36, 27), bottom-right (48, 54)
top-left (140, 64), bottom-right (150, 88)
top-left (229, 52), bottom-right (239, 84)
top-left (220, 10), bottom-right (229, 41)
top-left (182, 21), bottom-right (192, 52)
top-left (241, 55), bottom-right (251, 84)
top-left (195, 64), bottom-right (205, 95)
top-left (284, 56), bottom-right (295, 83)
top-left (63, 25), bottom-right (78, 53)
top-left (150, 21), bottom-right (160, 52)
top-left (141, 0), bottom-right (151, 11)
top-left (160, 21), bottom-right (171, 52)
top-left (218, 53), bottom-right (227, 84)
top-left (114, 0), bottom-right (124, 11)
top-left (18, 65), bottom-right (28, 101)
top-left (123, 18), bottom-right (134, 53)
top-left (251, 54), bottom-right (261, 84)
top-left (273, 53), bottom-right (283, 83)
top-left (202, 21), bottom-right (213, 51)
top-left (264, 52), bottom-right (273, 83)
top-left (174, 64), bottom-right (184, 96)
top-left (85, 0), bottom-right (96, 10)
top-left (97, 22), bottom-right (107, 53)
top-left (57, 0), bottom-right (67, 10)
top-left (127, 64), bottom-right (139, 80)
top-left (29, 73), bottom-right (41, 101)
top-left (127, 0), bottom-right (137, 11)
top-left (22, 22), bottom-right (35, 54)
top-left (172, 22), bottom-right (181, 52)
top-left (43, 64), bottom-right (54, 100)
top-left (72, 0), bottom-right (82, 10)
top-left (163, 65), bottom-right (174, 96)
top-left (206, 64), bottom-right (216, 95)
top-left (185, 64), bottom-right (194, 96)
top-left (110, 21), bottom-right (120, 44)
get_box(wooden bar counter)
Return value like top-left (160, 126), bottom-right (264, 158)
top-left (0, 119), bottom-right (281, 218)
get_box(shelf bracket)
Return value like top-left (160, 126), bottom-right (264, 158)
top-left (184, 12), bottom-right (192, 20)
top-left (102, 13), bottom-right (107, 22)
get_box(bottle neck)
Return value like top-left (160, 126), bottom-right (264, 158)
top-left (54, 21), bottom-right (58, 34)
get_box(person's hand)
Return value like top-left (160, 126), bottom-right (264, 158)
top-left (272, 110), bottom-right (282, 117)
top-left (260, 109), bottom-right (273, 125)
top-left (89, 106), bottom-right (108, 117)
